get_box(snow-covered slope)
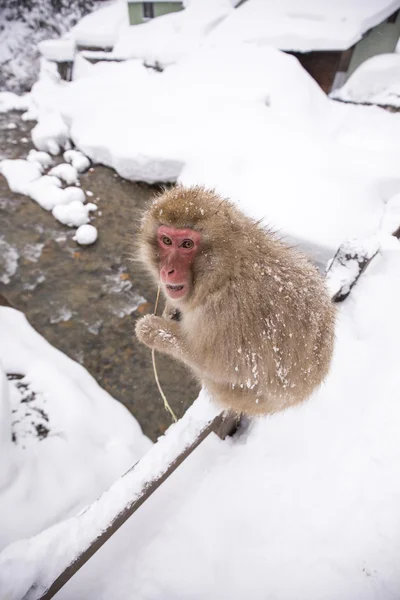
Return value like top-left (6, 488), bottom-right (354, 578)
top-left (0, 306), bottom-right (151, 551)
top-left (1, 235), bottom-right (400, 599)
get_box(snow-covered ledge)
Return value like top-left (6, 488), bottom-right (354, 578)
top-left (0, 395), bottom-right (232, 600)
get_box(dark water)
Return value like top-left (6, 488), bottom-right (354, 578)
top-left (0, 111), bottom-right (199, 441)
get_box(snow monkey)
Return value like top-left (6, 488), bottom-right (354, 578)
top-left (135, 186), bottom-right (335, 416)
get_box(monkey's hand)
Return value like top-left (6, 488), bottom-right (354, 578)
top-left (135, 315), bottom-right (181, 354)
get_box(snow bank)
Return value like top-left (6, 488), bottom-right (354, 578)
top-left (0, 307), bottom-right (151, 552)
top-left (0, 159), bottom-right (42, 194)
top-left (69, 0), bottom-right (128, 49)
top-left (2, 239), bottom-right (400, 599)
top-left (113, 0), bottom-right (232, 67)
top-left (205, 0), bottom-right (400, 52)
top-left (332, 53), bottom-right (400, 108)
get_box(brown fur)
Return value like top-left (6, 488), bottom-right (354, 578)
top-left (135, 185), bottom-right (336, 416)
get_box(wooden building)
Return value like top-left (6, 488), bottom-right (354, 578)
top-left (293, 9), bottom-right (400, 93)
top-left (210, 0), bottom-right (400, 93)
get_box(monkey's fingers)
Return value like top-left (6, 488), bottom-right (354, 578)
top-left (135, 315), bottom-right (176, 350)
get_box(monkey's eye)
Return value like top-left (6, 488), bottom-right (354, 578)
top-left (162, 236), bottom-right (172, 246)
top-left (181, 239), bottom-right (194, 249)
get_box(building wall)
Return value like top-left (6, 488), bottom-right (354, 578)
top-left (346, 11), bottom-right (400, 79)
top-left (290, 51), bottom-right (342, 93)
top-left (127, 2), bottom-right (183, 25)
top-left (154, 2), bottom-right (183, 18)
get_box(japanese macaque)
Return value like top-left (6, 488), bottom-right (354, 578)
top-left (135, 186), bottom-right (335, 416)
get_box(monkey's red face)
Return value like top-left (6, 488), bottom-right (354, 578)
top-left (157, 225), bottom-right (201, 300)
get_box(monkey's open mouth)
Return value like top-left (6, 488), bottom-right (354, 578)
top-left (165, 283), bottom-right (187, 299)
top-left (166, 284), bottom-right (184, 292)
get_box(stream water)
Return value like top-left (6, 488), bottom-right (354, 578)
top-left (0, 111), bottom-right (199, 441)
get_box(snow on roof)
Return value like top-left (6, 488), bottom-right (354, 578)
top-left (69, 0), bottom-right (128, 48)
top-left (207, 0), bottom-right (400, 52)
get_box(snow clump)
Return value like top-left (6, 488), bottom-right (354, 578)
top-left (64, 149), bottom-right (91, 173)
top-left (52, 200), bottom-right (97, 227)
top-left (48, 163), bottom-right (79, 185)
top-left (27, 149), bottom-right (53, 170)
top-left (0, 92), bottom-right (31, 114)
top-left (0, 159), bottom-right (42, 195)
top-left (73, 224), bottom-right (98, 245)
top-left (31, 112), bottom-right (70, 155)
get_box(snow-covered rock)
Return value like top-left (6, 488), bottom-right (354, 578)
top-left (48, 163), bottom-right (79, 185)
top-left (0, 159), bottom-right (42, 194)
top-left (27, 149), bottom-right (54, 170)
top-left (73, 223), bottom-right (98, 245)
top-left (0, 92), bottom-right (31, 113)
top-left (31, 111), bottom-right (70, 155)
top-left (52, 200), bottom-right (97, 226)
top-left (63, 149), bottom-right (91, 173)
top-left (25, 175), bottom-right (64, 210)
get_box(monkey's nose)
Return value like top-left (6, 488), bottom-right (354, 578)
top-left (167, 268), bottom-right (175, 275)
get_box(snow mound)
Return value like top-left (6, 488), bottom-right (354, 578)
top-left (73, 223), bottom-right (98, 245)
top-left (52, 200), bottom-right (97, 226)
top-left (61, 186), bottom-right (86, 204)
top-left (31, 111), bottom-right (70, 155)
top-left (0, 92), bottom-right (31, 113)
top-left (25, 175), bottom-right (64, 210)
top-left (27, 149), bottom-right (54, 170)
top-left (0, 159), bottom-right (42, 194)
top-left (48, 163), bottom-right (79, 185)
top-left (0, 307), bottom-right (151, 552)
top-left (332, 54), bottom-right (400, 108)
top-left (63, 149), bottom-right (90, 172)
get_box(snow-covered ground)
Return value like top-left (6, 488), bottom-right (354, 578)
top-left (0, 306), bottom-right (151, 552)
top-left (1, 235), bottom-right (400, 599)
